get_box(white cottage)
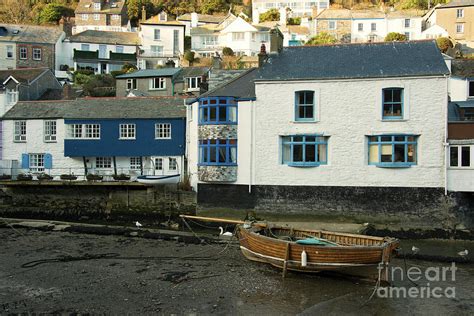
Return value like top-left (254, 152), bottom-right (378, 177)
top-left (187, 41), bottom-right (454, 222)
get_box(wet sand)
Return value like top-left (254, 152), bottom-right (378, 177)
top-left (0, 228), bottom-right (473, 315)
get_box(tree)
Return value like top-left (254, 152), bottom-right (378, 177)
top-left (39, 3), bottom-right (73, 24)
top-left (0, 0), bottom-right (32, 24)
top-left (436, 37), bottom-right (453, 53)
top-left (127, 0), bottom-right (154, 23)
top-left (200, 0), bottom-right (227, 15)
top-left (222, 47), bottom-right (234, 56)
top-left (122, 63), bottom-right (138, 73)
top-left (184, 51), bottom-right (195, 63)
top-left (82, 74), bottom-right (116, 97)
top-left (287, 17), bottom-right (301, 25)
top-left (259, 8), bottom-right (279, 22)
top-left (384, 32), bottom-right (407, 42)
top-left (305, 32), bottom-right (337, 46)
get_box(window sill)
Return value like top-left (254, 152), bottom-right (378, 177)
top-left (291, 120), bottom-right (318, 124)
top-left (119, 138), bottom-right (136, 140)
top-left (381, 118), bottom-right (407, 122)
top-left (285, 163), bottom-right (324, 168)
top-left (44, 140), bottom-right (57, 143)
top-left (373, 164), bottom-right (414, 168)
top-left (155, 137), bottom-right (172, 140)
top-left (198, 164), bottom-right (237, 167)
top-left (149, 88), bottom-right (166, 91)
top-left (13, 140), bottom-right (26, 143)
top-left (198, 122), bottom-right (237, 125)
top-left (448, 166), bottom-right (472, 170)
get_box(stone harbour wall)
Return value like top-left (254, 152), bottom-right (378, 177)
top-left (197, 184), bottom-right (474, 232)
top-left (0, 183), bottom-right (196, 220)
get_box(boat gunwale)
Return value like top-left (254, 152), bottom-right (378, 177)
top-left (239, 226), bottom-right (397, 251)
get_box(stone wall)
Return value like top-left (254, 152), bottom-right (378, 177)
top-left (16, 44), bottom-right (55, 70)
top-left (0, 183), bottom-right (196, 221)
top-left (198, 125), bottom-right (237, 139)
top-left (197, 183), bottom-right (474, 231)
top-left (198, 166), bottom-right (237, 182)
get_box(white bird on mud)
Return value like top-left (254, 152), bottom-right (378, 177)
top-left (458, 249), bottom-right (469, 257)
top-left (135, 221), bottom-right (143, 228)
top-left (219, 227), bottom-right (233, 237)
top-left (411, 246), bottom-right (420, 254)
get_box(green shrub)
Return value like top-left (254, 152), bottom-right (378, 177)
top-left (385, 32), bottom-right (408, 42)
top-left (222, 47), bottom-right (234, 56)
top-left (305, 32), bottom-right (337, 45)
top-left (184, 50), bottom-right (195, 63)
top-left (436, 37), bottom-right (453, 53)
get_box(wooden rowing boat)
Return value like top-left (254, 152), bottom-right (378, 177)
top-left (237, 224), bottom-right (399, 282)
top-left (180, 215), bottom-right (399, 282)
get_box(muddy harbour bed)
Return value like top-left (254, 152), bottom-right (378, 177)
top-left (0, 228), bottom-right (474, 315)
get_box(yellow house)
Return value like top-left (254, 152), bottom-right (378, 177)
top-left (435, 0), bottom-right (474, 44)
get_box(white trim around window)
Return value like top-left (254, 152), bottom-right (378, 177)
top-left (44, 120), bottom-right (57, 142)
top-left (155, 123), bottom-right (171, 139)
top-left (119, 123), bottom-right (136, 139)
top-left (149, 77), bottom-right (166, 90)
top-left (14, 120), bottom-right (26, 142)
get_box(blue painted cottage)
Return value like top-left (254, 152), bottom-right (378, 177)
top-left (1, 97), bottom-right (186, 180)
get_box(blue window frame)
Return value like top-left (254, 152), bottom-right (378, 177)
top-left (382, 88), bottom-right (403, 120)
top-left (295, 91), bottom-right (315, 121)
top-left (199, 139), bottom-right (237, 166)
top-left (282, 135), bottom-right (328, 167)
top-left (368, 135), bottom-right (417, 167)
top-left (199, 97), bottom-right (237, 125)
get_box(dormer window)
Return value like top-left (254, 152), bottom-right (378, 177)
top-left (94, 2), bottom-right (101, 10)
top-left (159, 12), bottom-right (167, 21)
top-left (6, 88), bottom-right (18, 105)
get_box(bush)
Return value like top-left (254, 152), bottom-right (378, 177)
top-left (122, 63), bottom-right (137, 73)
top-left (222, 47), bottom-right (234, 56)
top-left (74, 72), bottom-right (93, 85)
top-left (436, 37), bottom-right (453, 53)
top-left (260, 8), bottom-right (279, 22)
top-left (305, 32), bottom-right (337, 46)
top-left (82, 74), bottom-right (116, 97)
top-left (110, 70), bottom-right (126, 78)
top-left (184, 50), bottom-right (195, 63)
top-left (385, 32), bottom-right (407, 42)
top-left (39, 3), bottom-right (74, 24)
top-left (287, 17), bottom-right (301, 25)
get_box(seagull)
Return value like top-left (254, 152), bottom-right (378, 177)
top-left (135, 221), bottom-right (143, 228)
top-left (458, 249), bottom-right (469, 257)
top-left (219, 227), bottom-right (233, 237)
top-left (411, 246), bottom-right (420, 254)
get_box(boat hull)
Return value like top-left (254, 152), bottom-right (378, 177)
top-left (237, 226), bottom-right (399, 281)
top-left (137, 174), bottom-right (180, 185)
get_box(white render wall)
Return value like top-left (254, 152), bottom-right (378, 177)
top-left (449, 77), bottom-right (469, 101)
top-left (351, 19), bottom-right (387, 43)
top-left (448, 144), bottom-right (474, 192)
top-left (252, 76), bottom-right (447, 188)
top-left (140, 24), bottom-right (185, 57)
top-left (386, 17), bottom-right (423, 40)
top-left (1, 119), bottom-right (183, 179)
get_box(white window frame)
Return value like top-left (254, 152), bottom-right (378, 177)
top-left (456, 23), bottom-right (464, 34)
top-left (371, 23), bottom-right (377, 31)
top-left (155, 157), bottom-right (163, 170)
top-left (119, 124), bottom-right (136, 139)
top-left (19, 47), bottom-right (27, 60)
top-left (154, 29), bottom-right (161, 40)
top-left (32, 48), bottom-right (41, 61)
top-left (358, 23), bottom-right (363, 32)
top-left (6, 88), bottom-right (18, 105)
top-left (150, 45), bottom-right (163, 57)
top-left (14, 120), bottom-right (26, 142)
top-left (186, 77), bottom-right (202, 91)
top-left (29, 154), bottom-right (45, 172)
top-left (126, 79), bottom-right (137, 90)
top-left (44, 120), bottom-right (57, 142)
top-left (112, 14), bottom-right (120, 20)
top-left (66, 124), bottom-right (100, 139)
top-left (450, 145), bottom-right (471, 168)
top-left (457, 9), bottom-right (464, 18)
top-left (82, 14), bottom-right (88, 21)
top-left (169, 158), bottom-right (177, 171)
top-left (150, 77), bottom-right (166, 90)
top-left (130, 157), bottom-right (141, 170)
top-left (404, 19), bottom-right (411, 28)
top-left (93, 2), bottom-right (101, 10)
top-left (93, 14), bottom-right (100, 21)
top-left (155, 123), bottom-right (171, 139)
top-left (96, 157), bottom-right (112, 169)
top-left (6, 45), bottom-right (13, 59)
top-left (232, 32), bottom-right (245, 41)
top-left (328, 21), bottom-right (336, 30)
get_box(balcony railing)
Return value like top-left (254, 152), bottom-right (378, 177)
top-left (138, 49), bottom-right (180, 58)
top-left (73, 49), bottom-right (136, 62)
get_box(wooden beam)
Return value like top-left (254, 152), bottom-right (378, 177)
top-left (282, 242), bottom-right (290, 278)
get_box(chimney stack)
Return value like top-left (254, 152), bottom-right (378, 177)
top-left (63, 83), bottom-right (73, 100)
top-left (191, 12), bottom-right (198, 28)
top-left (258, 43), bottom-right (268, 67)
top-left (253, 8), bottom-right (260, 24)
top-left (141, 6), bottom-right (146, 22)
top-left (279, 7), bottom-right (287, 26)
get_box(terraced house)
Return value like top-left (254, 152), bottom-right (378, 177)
top-left (0, 24), bottom-right (65, 71)
top-left (74, 0), bottom-right (129, 34)
top-left (1, 97), bottom-right (186, 180)
top-left (187, 41), bottom-right (457, 225)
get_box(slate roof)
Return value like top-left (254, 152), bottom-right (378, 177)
top-left (199, 68), bottom-right (257, 100)
top-left (207, 69), bottom-right (247, 91)
top-left (317, 9), bottom-right (352, 19)
top-left (75, 0), bottom-right (126, 14)
top-left (3, 97), bottom-right (186, 120)
top-left (0, 24), bottom-right (63, 44)
top-left (69, 30), bottom-right (139, 46)
top-left (181, 67), bottom-right (209, 78)
top-left (451, 59), bottom-right (474, 78)
top-left (439, 0), bottom-right (474, 8)
top-left (141, 15), bottom-right (185, 26)
top-left (116, 68), bottom-right (182, 79)
top-left (351, 10), bottom-right (385, 19)
top-left (177, 13), bottom-right (227, 24)
top-left (256, 41), bottom-right (450, 81)
top-left (0, 68), bottom-right (49, 85)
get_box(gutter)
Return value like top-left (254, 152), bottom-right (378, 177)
top-left (444, 74), bottom-right (449, 196)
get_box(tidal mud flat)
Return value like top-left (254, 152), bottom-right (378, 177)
top-left (0, 228), bottom-right (473, 315)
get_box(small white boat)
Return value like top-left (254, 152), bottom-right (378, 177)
top-left (137, 174), bottom-right (180, 185)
